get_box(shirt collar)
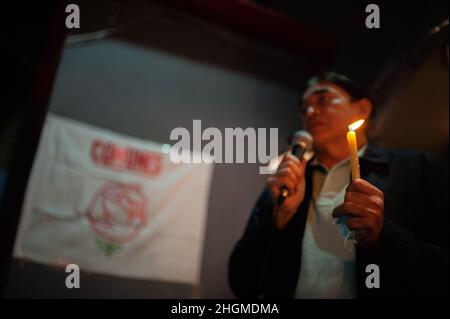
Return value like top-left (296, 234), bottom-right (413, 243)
top-left (310, 144), bottom-right (368, 173)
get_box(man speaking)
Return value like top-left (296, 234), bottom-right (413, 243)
top-left (228, 72), bottom-right (448, 299)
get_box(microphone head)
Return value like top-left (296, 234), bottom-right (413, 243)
top-left (291, 130), bottom-right (313, 150)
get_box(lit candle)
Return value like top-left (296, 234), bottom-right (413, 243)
top-left (347, 119), bottom-right (365, 180)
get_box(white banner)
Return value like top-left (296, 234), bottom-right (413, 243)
top-left (13, 114), bottom-right (213, 285)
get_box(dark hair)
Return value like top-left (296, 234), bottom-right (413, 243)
top-left (304, 71), bottom-right (375, 117)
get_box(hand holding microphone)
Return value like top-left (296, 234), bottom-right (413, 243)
top-left (266, 131), bottom-right (313, 230)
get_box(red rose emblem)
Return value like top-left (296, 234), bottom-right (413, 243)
top-left (87, 182), bottom-right (148, 244)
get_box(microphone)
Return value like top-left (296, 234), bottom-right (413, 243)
top-left (277, 130), bottom-right (313, 205)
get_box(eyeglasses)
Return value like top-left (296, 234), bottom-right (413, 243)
top-left (300, 92), bottom-right (350, 115)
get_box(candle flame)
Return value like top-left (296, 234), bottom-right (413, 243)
top-left (348, 119), bottom-right (365, 131)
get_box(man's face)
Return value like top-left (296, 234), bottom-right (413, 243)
top-left (300, 81), bottom-right (366, 148)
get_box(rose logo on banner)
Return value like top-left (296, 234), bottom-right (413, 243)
top-left (87, 182), bottom-right (148, 256)
top-left (15, 114), bottom-right (212, 283)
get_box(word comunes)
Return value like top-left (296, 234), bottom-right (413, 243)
top-left (169, 120), bottom-right (279, 174)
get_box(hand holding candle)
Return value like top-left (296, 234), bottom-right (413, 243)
top-left (334, 119), bottom-right (385, 248)
top-left (347, 119), bottom-right (365, 180)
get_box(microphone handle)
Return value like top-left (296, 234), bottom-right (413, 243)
top-left (277, 144), bottom-right (307, 205)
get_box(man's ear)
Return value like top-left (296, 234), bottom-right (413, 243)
top-left (357, 98), bottom-right (373, 120)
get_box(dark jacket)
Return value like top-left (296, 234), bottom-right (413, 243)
top-left (228, 144), bottom-right (448, 299)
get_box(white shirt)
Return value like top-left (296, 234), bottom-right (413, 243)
top-left (295, 145), bottom-right (367, 299)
